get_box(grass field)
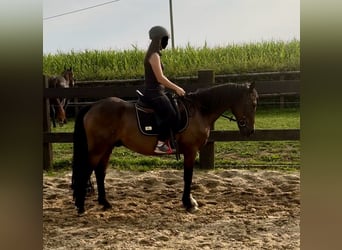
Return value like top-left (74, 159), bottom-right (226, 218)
top-left (50, 107), bottom-right (300, 171)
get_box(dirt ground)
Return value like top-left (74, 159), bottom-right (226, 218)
top-left (43, 168), bottom-right (300, 249)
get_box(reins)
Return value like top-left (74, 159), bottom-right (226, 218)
top-left (220, 113), bottom-right (237, 122)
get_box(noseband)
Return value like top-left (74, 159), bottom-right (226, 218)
top-left (221, 114), bottom-right (247, 127)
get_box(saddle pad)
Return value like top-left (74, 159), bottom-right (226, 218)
top-left (135, 101), bottom-right (189, 136)
top-left (135, 106), bottom-right (160, 136)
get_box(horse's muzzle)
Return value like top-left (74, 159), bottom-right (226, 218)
top-left (239, 126), bottom-right (254, 137)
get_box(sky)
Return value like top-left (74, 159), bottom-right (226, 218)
top-left (43, 0), bottom-right (300, 54)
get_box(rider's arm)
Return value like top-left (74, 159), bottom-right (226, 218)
top-left (149, 53), bottom-right (185, 96)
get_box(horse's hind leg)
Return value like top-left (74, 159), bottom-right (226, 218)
top-left (86, 176), bottom-right (95, 196)
top-left (73, 165), bottom-right (92, 214)
top-left (95, 150), bottom-right (112, 210)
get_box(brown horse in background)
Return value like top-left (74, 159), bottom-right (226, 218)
top-left (72, 82), bottom-right (258, 214)
top-left (48, 67), bottom-right (75, 127)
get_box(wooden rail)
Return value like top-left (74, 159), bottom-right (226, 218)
top-left (43, 70), bottom-right (300, 170)
top-left (43, 129), bottom-right (300, 144)
top-left (43, 80), bottom-right (300, 99)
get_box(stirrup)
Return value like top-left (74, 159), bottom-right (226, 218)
top-left (154, 141), bottom-right (175, 154)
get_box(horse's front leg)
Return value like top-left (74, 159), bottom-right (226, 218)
top-left (50, 105), bottom-right (56, 128)
top-left (182, 151), bottom-right (199, 213)
top-left (62, 98), bottom-right (68, 124)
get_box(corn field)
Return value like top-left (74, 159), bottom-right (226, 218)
top-left (43, 40), bottom-right (300, 81)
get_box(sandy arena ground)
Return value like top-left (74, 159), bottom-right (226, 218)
top-left (43, 168), bottom-right (300, 249)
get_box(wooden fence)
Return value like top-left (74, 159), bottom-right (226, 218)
top-left (43, 70), bottom-right (300, 170)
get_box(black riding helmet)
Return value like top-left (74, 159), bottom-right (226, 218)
top-left (149, 26), bottom-right (170, 49)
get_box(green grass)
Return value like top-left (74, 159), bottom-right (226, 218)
top-left (50, 107), bottom-right (300, 171)
top-left (43, 40), bottom-right (299, 80)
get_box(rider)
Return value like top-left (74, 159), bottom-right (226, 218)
top-left (143, 25), bottom-right (186, 154)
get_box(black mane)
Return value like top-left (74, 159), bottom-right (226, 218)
top-left (186, 83), bottom-right (249, 114)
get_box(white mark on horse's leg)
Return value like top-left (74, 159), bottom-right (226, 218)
top-left (189, 194), bottom-right (199, 213)
top-left (190, 194), bottom-right (198, 207)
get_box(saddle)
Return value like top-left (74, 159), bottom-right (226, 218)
top-left (135, 90), bottom-right (189, 137)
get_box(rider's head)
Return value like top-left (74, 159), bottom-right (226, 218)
top-left (149, 26), bottom-right (170, 50)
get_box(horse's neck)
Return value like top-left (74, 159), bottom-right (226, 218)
top-left (55, 76), bottom-right (68, 88)
top-left (62, 75), bottom-right (70, 85)
top-left (63, 74), bottom-right (70, 82)
top-left (196, 84), bottom-right (245, 123)
top-left (56, 102), bottom-right (63, 111)
top-left (64, 74), bottom-right (74, 87)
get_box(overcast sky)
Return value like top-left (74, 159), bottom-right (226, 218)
top-left (43, 0), bottom-right (300, 54)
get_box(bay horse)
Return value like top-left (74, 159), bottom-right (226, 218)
top-left (72, 82), bottom-right (258, 214)
top-left (48, 67), bottom-right (75, 127)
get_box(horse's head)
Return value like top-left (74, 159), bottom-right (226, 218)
top-left (231, 82), bottom-right (258, 136)
top-left (62, 67), bottom-right (75, 87)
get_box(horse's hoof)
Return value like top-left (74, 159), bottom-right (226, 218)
top-left (99, 199), bottom-right (112, 210)
top-left (183, 203), bottom-right (200, 213)
top-left (102, 206), bottom-right (111, 211)
top-left (186, 206), bottom-right (200, 213)
top-left (102, 203), bottom-right (112, 211)
top-left (77, 207), bottom-right (85, 215)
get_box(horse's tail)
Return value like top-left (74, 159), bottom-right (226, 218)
top-left (71, 105), bottom-right (92, 212)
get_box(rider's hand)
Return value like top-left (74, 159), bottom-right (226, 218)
top-left (176, 87), bottom-right (186, 97)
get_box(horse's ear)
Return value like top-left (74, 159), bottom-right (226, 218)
top-left (69, 67), bottom-right (72, 71)
top-left (64, 65), bottom-right (66, 70)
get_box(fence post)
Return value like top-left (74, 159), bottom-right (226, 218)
top-left (198, 70), bottom-right (215, 169)
top-left (43, 75), bottom-right (52, 170)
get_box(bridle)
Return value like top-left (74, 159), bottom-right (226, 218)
top-left (220, 113), bottom-right (247, 128)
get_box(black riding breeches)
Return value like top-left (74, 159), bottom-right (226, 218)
top-left (147, 94), bottom-right (177, 141)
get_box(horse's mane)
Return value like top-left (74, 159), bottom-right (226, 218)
top-left (186, 83), bottom-right (249, 114)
